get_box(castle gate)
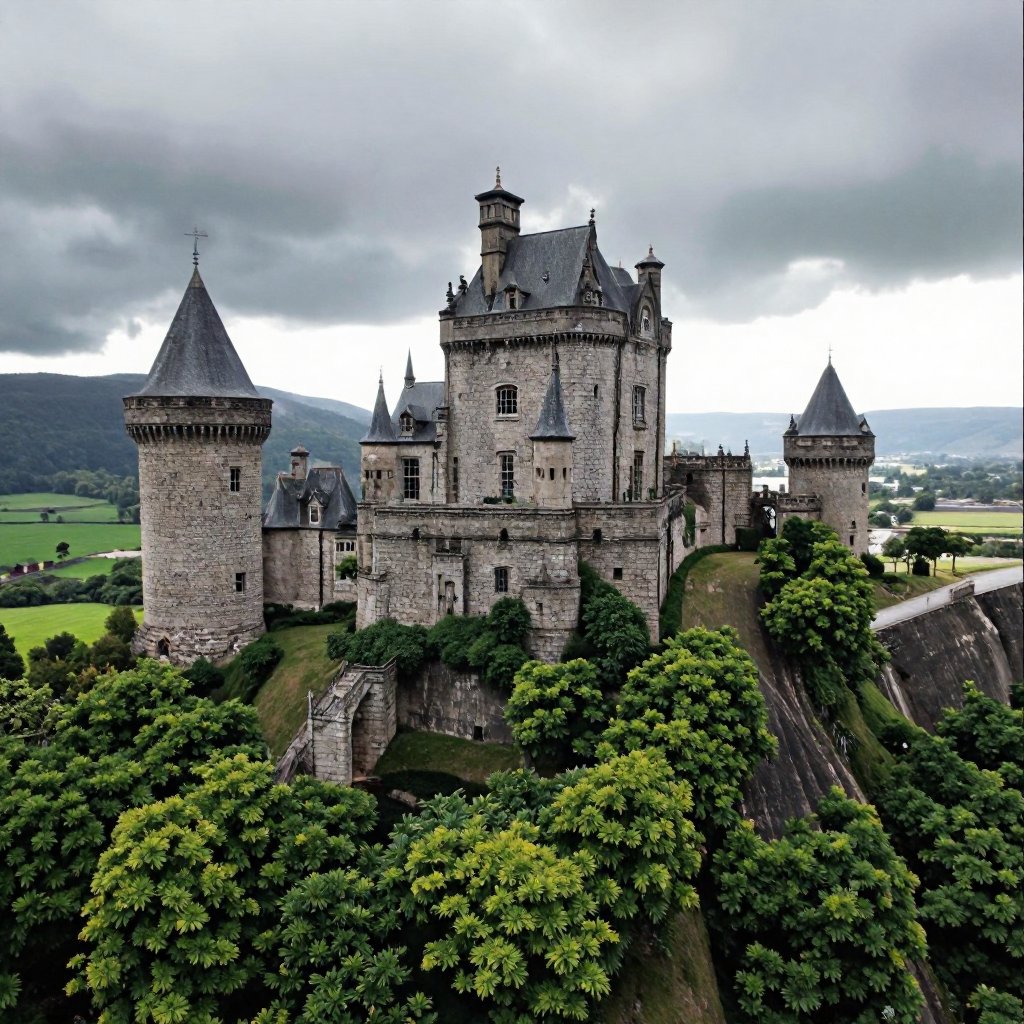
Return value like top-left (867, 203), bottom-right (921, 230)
top-left (307, 660), bottom-right (398, 785)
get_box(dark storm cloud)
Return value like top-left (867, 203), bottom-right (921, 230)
top-left (0, 0), bottom-right (1019, 355)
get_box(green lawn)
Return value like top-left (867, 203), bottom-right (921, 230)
top-left (374, 731), bottom-right (523, 784)
top-left (252, 624), bottom-right (342, 756)
top-left (0, 523), bottom-right (140, 568)
top-left (42, 557), bottom-right (118, 580)
top-left (0, 492), bottom-right (99, 511)
top-left (0, 604), bottom-right (143, 660)
top-left (908, 510), bottom-right (1022, 536)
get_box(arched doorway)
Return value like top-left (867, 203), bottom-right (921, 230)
top-left (350, 692), bottom-right (377, 779)
top-left (157, 637), bottom-right (171, 658)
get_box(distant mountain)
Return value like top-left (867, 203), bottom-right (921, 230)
top-left (0, 373), bottom-right (368, 497)
top-left (666, 407), bottom-right (1023, 460)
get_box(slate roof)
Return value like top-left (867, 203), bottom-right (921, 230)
top-left (132, 268), bottom-right (260, 398)
top-left (453, 226), bottom-right (637, 316)
top-left (531, 362), bottom-right (575, 440)
top-left (263, 466), bottom-right (357, 530)
top-left (794, 362), bottom-right (873, 437)
top-left (393, 380), bottom-right (445, 442)
top-left (362, 376), bottom-right (398, 443)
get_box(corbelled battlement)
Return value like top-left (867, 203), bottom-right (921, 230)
top-left (124, 395), bottom-right (272, 444)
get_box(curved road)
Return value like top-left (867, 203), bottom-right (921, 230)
top-left (871, 566), bottom-right (1023, 630)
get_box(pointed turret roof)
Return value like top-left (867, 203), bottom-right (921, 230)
top-left (362, 374), bottom-right (398, 442)
top-left (794, 361), bottom-right (871, 437)
top-left (531, 359), bottom-right (575, 441)
top-left (131, 268), bottom-right (259, 398)
top-left (405, 350), bottom-right (415, 387)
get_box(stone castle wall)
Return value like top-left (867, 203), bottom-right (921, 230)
top-left (262, 528), bottom-right (358, 610)
top-left (126, 396), bottom-right (270, 663)
top-left (785, 435), bottom-right (873, 551)
top-left (441, 307), bottom-right (665, 504)
top-left (664, 454), bottom-right (753, 546)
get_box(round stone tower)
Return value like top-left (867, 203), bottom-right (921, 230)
top-left (783, 360), bottom-right (875, 552)
top-left (123, 265), bottom-right (272, 664)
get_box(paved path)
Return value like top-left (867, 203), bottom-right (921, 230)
top-left (871, 566), bottom-right (1023, 630)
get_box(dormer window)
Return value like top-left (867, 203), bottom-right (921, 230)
top-left (496, 385), bottom-right (518, 417)
top-left (640, 307), bottom-right (652, 335)
top-left (399, 412), bottom-right (414, 436)
top-left (309, 503), bottom-right (321, 525)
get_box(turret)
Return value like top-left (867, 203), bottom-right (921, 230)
top-left (289, 445), bottom-right (309, 479)
top-left (530, 352), bottom-right (575, 509)
top-left (783, 360), bottom-right (875, 552)
top-left (360, 373), bottom-right (398, 502)
top-left (635, 245), bottom-right (665, 307)
top-left (474, 167), bottom-right (524, 298)
top-left (123, 264), bottom-right (272, 664)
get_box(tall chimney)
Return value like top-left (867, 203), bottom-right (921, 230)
top-left (474, 166), bottom-right (524, 298)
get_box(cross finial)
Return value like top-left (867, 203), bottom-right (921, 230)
top-left (495, 165), bottom-right (502, 188)
top-left (185, 226), bottom-right (208, 267)
top-left (828, 343), bottom-right (833, 365)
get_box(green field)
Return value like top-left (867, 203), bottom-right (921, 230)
top-left (0, 523), bottom-right (140, 568)
top-left (41, 557), bottom-right (118, 580)
top-left (0, 492), bottom-right (100, 511)
top-left (909, 510), bottom-right (1022, 536)
top-left (0, 603), bottom-right (143, 660)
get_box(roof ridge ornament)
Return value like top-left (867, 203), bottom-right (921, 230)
top-left (185, 226), bottom-right (208, 268)
top-left (495, 165), bottom-right (502, 189)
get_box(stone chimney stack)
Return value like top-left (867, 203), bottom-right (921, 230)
top-left (290, 445), bottom-right (310, 479)
top-left (475, 167), bottom-right (524, 298)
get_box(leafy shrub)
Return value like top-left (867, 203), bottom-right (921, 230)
top-left (104, 605), bottom-right (139, 644)
top-left (912, 556), bottom-right (930, 576)
top-left (426, 615), bottom-right (487, 671)
top-left (710, 789), bottom-right (926, 1024)
top-left (485, 596), bottom-right (531, 645)
top-left (331, 619), bottom-right (429, 678)
top-left (735, 526), bottom-right (760, 551)
top-left (481, 642), bottom-right (530, 691)
top-left (182, 656), bottom-right (225, 697)
top-left (238, 635), bottom-right (284, 695)
top-left (860, 551), bottom-right (885, 577)
top-left (265, 600), bottom-right (356, 632)
top-left (0, 624), bottom-right (25, 681)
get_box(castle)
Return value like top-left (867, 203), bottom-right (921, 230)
top-left (124, 174), bottom-right (874, 665)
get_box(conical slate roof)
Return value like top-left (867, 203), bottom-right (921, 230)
top-left (531, 361), bottom-right (575, 441)
top-left (795, 362), bottom-right (869, 437)
top-left (132, 268), bottom-right (259, 398)
top-left (362, 375), bottom-right (398, 442)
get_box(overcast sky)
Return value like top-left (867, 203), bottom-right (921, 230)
top-left (0, 0), bottom-right (1020, 417)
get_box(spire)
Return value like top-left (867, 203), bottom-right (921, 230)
top-left (794, 361), bottom-right (870, 437)
top-left (530, 355), bottom-right (575, 441)
top-left (405, 350), bottom-right (415, 387)
top-left (131, 267), bottom-right (259, 398)
top-left (636, 244), bottom-right (665, 270)
top-left (362, 373), bottom-right (397, 442)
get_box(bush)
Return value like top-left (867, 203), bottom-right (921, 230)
top-left (485, 596), bottom-right (531, 645)
top-left (265, 600), bottom-right (356, 632)
top-left (912, 556), bottom-right (930, 576)
top-left (335, 554), bottom-right (358, 579)
top-left (426, 615), bottom-right (487, 670)
top-left (481, 643), bottom-right (530, 691)
top-left (105, 605), bottom-right (139, 644)
top-left (238, 635), bottom-right (284, 695)
top-left (331, 619), bottom-right (429, 678)
top-left (182, 656), bottom-right (225, 697)
top-left (860, 551), bottom-right (885, 577)
top-left (734, 526), bottom-right (760, 551)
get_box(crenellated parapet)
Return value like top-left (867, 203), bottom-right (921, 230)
top-left (124, 395), bottom-right (272, 444)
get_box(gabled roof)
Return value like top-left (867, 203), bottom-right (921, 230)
top-left (131, 268), bottom-right (259, 398)
top-left (531, 361), bottom-right (575, 441)
top-left (392, 380), bottom-right (445, 443)
top-left (794, 362), bottom-right (872, 437)
top-left (263, 465), bottom-right (357, 530)
top-left (452, 226), bottom-right (637, 316)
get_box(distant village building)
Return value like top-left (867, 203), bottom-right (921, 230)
top-left (125, 175), bottom-right (875, 666)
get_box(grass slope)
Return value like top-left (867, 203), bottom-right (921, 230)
top-left (39, 558), bottom-right (117, 580)
top-left (0, 603), bottom-right (142, 660)
top-left (252, 624), bottom-right (341, 757)
top-left (374, 731), bottom-right (523, 783)
top-left (0, 522), bottom-right (140, 567)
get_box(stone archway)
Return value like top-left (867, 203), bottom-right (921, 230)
top-left (350, 691), bottom-right (378, 779)
top-left (157, 637), bottom-right (171, 658)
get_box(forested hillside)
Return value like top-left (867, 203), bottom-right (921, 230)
top-left (0, 374), bottom-right (367, 496)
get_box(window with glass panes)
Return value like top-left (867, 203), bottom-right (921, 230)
top-left (402, 458), bottom-right (420, 500)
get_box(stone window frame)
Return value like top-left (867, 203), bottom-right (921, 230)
top-left (631, 450), bottom-right (644, 498)
top-left (399, 412), bottom-right (415, 436)
top-left (335, 539), bottom-right (355, 554)
top-left (494, 566), bottom-right (510, 593)
top-left (498, 451), bottom-right (515, 498)
top-left (495, 384), bottom-right (519, 418)
top-left (309, 503), bottom-right (321, 525)
top-left (640, 306), bottom-right (653, 336)
top-left (229, 466), bottom-right (241, 493)
top-left (632, 385), bottom-right (647, 426)
top-left (234, 571), bottom-right (246, 593)
top-left (402, 457), bottom-right (421, 500)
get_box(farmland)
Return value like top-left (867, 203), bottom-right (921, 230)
top-left (0, 522), bottom-right (140, 568)
top-left (0, 603), bottom-right (143, 660)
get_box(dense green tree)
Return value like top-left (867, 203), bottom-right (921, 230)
top-left (904, 526), bottom-right (948, 577)
top-left (945, 532), bottom-right (976, 575)
top-left (486, 597), bottom-right (532, 645)
top-left (505, 659), bottom-right (609, 766)
top-left (0, 624), bottom-right (24, 681)
top-left (882, 534), bottom-right (908, 573)
top-left (757, 519), bottom-right (838, 598)
top-left (104, 605), bottom-right (139, 645)
top-left (426, 615), bottom-right (487, 671)
top-left (55, 540), bottom-right (70, 560)
top-left (934, 681), bottom-right (1023, 789)
top-left (70, 755), bottom-right (379, 1023)
top-left (580, 585), bottom-right (650, 690)
top-left (542, 750), bottom-right (701, 930)
top-left (711, 789), bottom-right (926, 1024)
top-left (875, 724), bottom-right (1024, 1007)
top-left (912, 491), bottom-right (936, 511)
top-left (597, 627), bottom-right (775, 829)
top-left (967, 985), bottom-right (1024, 1024)
top-left (386, 796), bottom-right (618, 1023)
top-left (329, 618), bottom-right (429, 677)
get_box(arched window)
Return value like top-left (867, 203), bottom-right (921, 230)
top-left (499, 528), bottom-right (509, 544)
top-left (592, 528), bottom-right (602, 543)
top-left (496, 385), bottom-right (518, 416)
top-left (412, 527), bottom-right (420, 540)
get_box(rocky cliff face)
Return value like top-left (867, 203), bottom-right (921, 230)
top-left (875, 583), bottom-right (1022, 731)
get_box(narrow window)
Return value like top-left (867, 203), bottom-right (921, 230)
top-left (496, 385), bottom-right (518, 416)
top-left (495, 566), bottom-right (509, 593)
top-left (309, 504), bottom-right (320, 525)
top-left (499, 452), bottom-right (515, 497)
top-left (631, 451), bottom-right (644, 498)
top-left (861, 482), bottom-right (867, 495)
top-left (473, 725), bottom-right (485, 742)
top-left (412, 527), bottom-right (421, 540)
top-left (549, 467), bottom-right (555, 480)
top-left (235, 572), bottom-right (246, 593)
top-left (229, 466), bottom-right (241, 492)
top-left (402, 458), bottom-right (420, 500)
top-left (499, 528), bottom-right (509, 544)
top-left (399, 413), bottom-right (414, 436)
top-left (593, 384), bottom-right (599, 398)
top-left (632, 386), bottom-right (646, 425)
top-left (849, 535), bottom-right (855, 546)
top-left (452, 457), bottom-right (459, 501)
top-left (335, 540), bottom-right (354, 554)
top-left (613, 567), bottom-right (623, 580)
top-left (592, 528), bottom-right (602, 543)
top-left (508, 292), bottom-right (517, 310)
